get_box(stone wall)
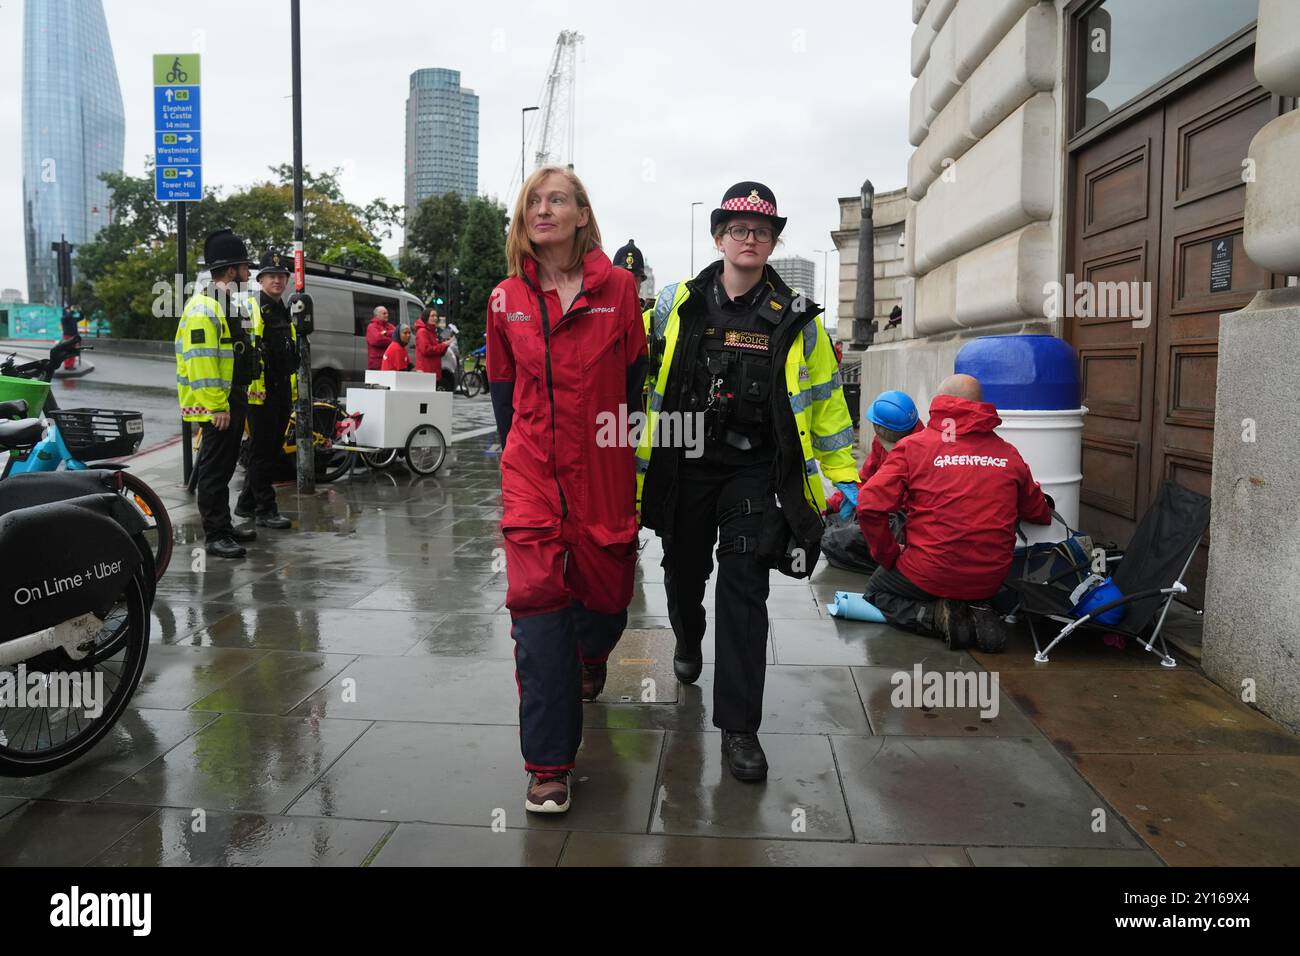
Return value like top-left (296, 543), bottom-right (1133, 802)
top-left (866, 0), bottom-right (1065, 408)
top-left (1203, 0), bottom-right (1300, 733)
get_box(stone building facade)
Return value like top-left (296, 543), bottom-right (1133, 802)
top-left (889, 0), bottom-right (1299, 729)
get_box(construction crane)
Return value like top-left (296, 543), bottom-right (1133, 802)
top-left (533, 30), bottom-right (583, 170)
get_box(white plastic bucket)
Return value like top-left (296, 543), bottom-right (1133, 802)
top-left (994, 406), bottom-right (1088, 546)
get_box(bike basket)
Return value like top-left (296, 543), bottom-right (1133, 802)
top-left (47, 408), bottom-right (145, 460)
top-left (0, 375), bottom-right (50, 417)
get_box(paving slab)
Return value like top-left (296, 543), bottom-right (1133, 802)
top-left (0, 709), bottom-right (218, 802)
top-left (560, 831), bottom-right (970, 866)
top-left (965, 846), bottom-right (1164, 866)
top-left (832, 735), bottom-right (1143, 849)
top-left (194, 607), bottom-right (441, 656)
top-left (287, 722), bottom-right (662, 834)
top-left (101, 713), bottom-right (371, 815)
top-left (291, 656), bottom-right (519, 723)
top-left (0, 802), bottom-right (158, 866)
top-left (998, 668), bottom-right (1300, 756)
top-left (130, 645), bottom-right (270, 711)
top-left (772, 617), bottom-right (979, 668)
top-left (651, 732), bottom-right (853, 841)
top-left (368, 822), bottom-right (568, 867)
top-left (190, 650), bottom-right (358, 716)
top-left (1072, 752), bottom-right (1300, 866)
top-left (852, 665), bottom-right (1040, 738)
top-left (92, 808), bottom-right (391, 866)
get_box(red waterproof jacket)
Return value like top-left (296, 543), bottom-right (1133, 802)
top-left (857, 395), bottom-right (1052, 599)
top-left (381, 338), bottom-right (410, 371)
top-left (366, 317), bottom-right (394, 370)
top-left (824, 422), bottom-right (924, 515)
top-left (487, 248), bottom-right (647, 546)
top-left (415, 321), bottom-right (450, 373)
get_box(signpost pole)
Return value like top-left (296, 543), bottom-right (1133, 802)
top-left (291, 0), bottom-right (315, 494)
top-left (177, 200), bottom-right (192, 484)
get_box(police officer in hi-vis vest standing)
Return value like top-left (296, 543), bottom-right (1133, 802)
top-left (637, 182), bottom-right (859, 782)
top-left (176, 229), bottom-right (261, 559)
top-left (235, 249), bottom-right (297, 529)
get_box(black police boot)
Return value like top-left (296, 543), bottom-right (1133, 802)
top-left (231, 526), bottom-right (258, 543)
top-left (673, 639), bottom-right (704, 685)
top-left (933, 599), bottom-right (974, 650)
top-left (256, 512), bottom-right (292, 529)
top-left (205, 537), bottom-right (246, 560)
top-left (721, 731), bottom-right (768, 782)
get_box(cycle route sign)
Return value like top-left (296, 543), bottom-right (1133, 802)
top-left (153, 54), bottom-right (202, 202)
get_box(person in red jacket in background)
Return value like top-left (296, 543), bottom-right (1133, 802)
top-left (856, 373), bottom-right (1053, 653)
top-left (415, 306), bottom-right (451, 374)
top-left (365, 306), bottom-right (394, 370)
top-left (380, 325), bottom-right (412, 371)
top-left (487, 165), bottom-right (647, 816)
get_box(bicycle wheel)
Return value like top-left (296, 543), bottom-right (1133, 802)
top-left (361, 448), bottom-right (398, 471)
top-left (405, 424), bottom-right (447, 477)
top-left (316, 446), bottom-right (354, 483)
top-left (120, 472), bottom-right (173, 581)
top-left (0, 572), bottom-right (150, 777)
top-left (463, 369), bottom-right (484, 398)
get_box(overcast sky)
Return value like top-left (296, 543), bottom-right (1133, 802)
top-left (0, 0), bottom-right (914, 321)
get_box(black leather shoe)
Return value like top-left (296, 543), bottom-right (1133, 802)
top-left (233, 502), bottom-right (253, 520)
top-left (256, 513), bottom-right (292, 529)
top-left (934, 599), bottom-right (974, 650)
top-left (205, 537), bottom-right (246, 559)
top-left (230, 526), bottom-right (258, 543)
top-left (721, 731), bottom-right (768, 782)
top-left (673, 640), bottom-right (704, 685)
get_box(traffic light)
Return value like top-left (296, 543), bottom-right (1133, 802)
top-left (50, 237), bottom-right (74, 303)
top-left (429, 272), bottom-right (446, 307)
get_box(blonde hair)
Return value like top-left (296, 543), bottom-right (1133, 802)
top-left (506, 165), bottom-right (603, 278)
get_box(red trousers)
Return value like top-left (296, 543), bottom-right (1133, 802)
top-left (504, 516), bottom-right (636, 772)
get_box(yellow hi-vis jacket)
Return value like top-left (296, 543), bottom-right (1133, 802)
top-left (245, 295), bottom-right (298, 406)
top-left (175, 292), bottom-right (235, 423)
top-left (635, 278), bottom-right (859, 516)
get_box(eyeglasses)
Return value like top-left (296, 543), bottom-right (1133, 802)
top-left (725, 224), bottom-right (774, 244)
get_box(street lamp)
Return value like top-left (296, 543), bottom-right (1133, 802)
top-left (690, 201), bottom-right (703, 276)
top-left (521, 106), bottom-right (539, 184)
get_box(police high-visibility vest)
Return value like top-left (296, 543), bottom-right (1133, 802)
top-left (175, 292), bottom-right (235, 423)
top-left (245, 296), bottom-right (298, 405)
top-left (636, 280), bottom-right (858, 514)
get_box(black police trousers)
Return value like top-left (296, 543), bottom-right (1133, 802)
top-left (237, 378), bottom-right (291, 517)
top-left (663, 457), bottom-right (771, 733)
top-left (194, 395), bottom-right (247, 542)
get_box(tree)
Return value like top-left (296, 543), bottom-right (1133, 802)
top-left (400, 192), bottom-right (467, 302)
top-left (76, 163), bottom-right (396, 339)
top-left (453, 197), bottom-right (508, 347)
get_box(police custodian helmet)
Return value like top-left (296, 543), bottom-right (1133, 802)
top-left (257, 249), bottom-right (292, 276)
top-left (203, 229), bottom-right (255, 271)
top-left (612, 240), bottom-right (645, 277)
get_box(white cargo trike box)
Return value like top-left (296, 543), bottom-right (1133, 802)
top-left (346, 370), bottom-right (452, 454)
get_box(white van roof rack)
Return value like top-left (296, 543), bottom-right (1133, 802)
top-left (303, 259), bottom-right (406, 292)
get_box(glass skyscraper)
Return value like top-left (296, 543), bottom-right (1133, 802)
top-left (22, 0), bottom-right (125, 306)
top-left (404, 68), bottom-right (479, 225)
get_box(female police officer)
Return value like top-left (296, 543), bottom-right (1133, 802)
top-left (637, 182), bottom-right (859, 781)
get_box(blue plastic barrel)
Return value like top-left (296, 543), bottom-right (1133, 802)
top-left (954, 334), bottom-right (1079, 411)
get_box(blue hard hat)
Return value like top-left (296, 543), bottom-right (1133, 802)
top-left (867, 390), bottom-right (919, 432)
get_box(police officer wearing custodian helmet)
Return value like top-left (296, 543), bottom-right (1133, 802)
top-left (175, 229), bottom-right (262, 559)
top-left (636, 182), bottom-right (859, 782)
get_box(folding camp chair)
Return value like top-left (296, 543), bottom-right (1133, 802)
top-left (1005, 481), bottom-right (1211, 667)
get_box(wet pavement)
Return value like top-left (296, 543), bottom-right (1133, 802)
top-left (2, 411), bottom-right (1298, 867)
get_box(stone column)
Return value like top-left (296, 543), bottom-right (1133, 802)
top-left (1201, 0), bottom-right (1300, 732)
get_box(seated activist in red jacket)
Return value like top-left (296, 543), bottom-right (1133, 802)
top-left (856, 373), bottom-right (1053, 654)
top-left (381, 325), bottom-right (412, 371)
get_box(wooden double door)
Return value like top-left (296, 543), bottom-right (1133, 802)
top-left (1067, 50), bottom-right (1290, 600)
